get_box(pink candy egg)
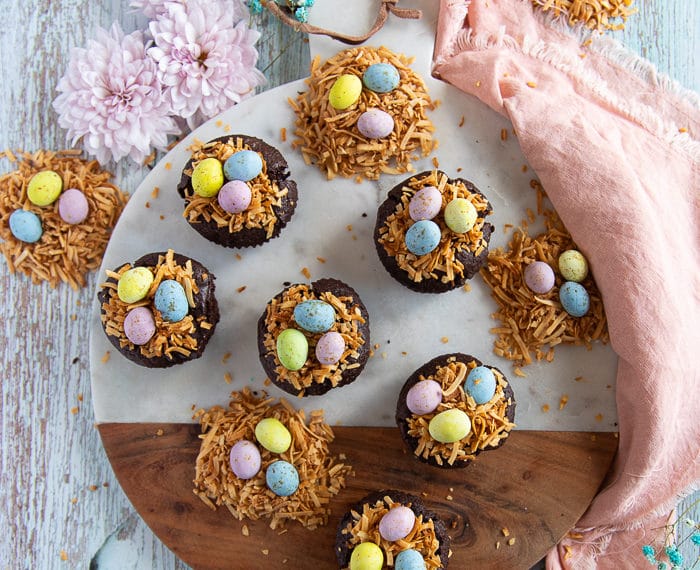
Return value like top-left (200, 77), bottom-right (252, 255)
top-left (229, 440), bottom-right (262, 480)
top-left (408, 186), bottom-right (442, 221)
top-left (123, 306), bottom-right (156, 346)
top-left (406, 379), bottom-right (443, 415)
top-left (218, 180), bottom-right (252, 214)
top-left (58, 188), bottom-right (89, 224)
top-left (315, 331), bottom-right (345, 365)
top-left (357, 108), bottom-right (395, 139)
top-left (379, 506), bottom-right (416, 542)
top-left (524, 261), bottom-right (555, 294)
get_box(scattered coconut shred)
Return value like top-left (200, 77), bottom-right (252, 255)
top-left (0, 149), bottom-right (128, 289)
top-left (532, 0), bottom-right (637, 31)
top-left (480, 181), bottom-right (608, 367)
top-left (193, 388), bottom-right (353, 530)
top-left (289, 46), bottom-right (437, 180)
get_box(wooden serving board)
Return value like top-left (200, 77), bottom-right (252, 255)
top-left (99, 424), bottom-right (617, 569)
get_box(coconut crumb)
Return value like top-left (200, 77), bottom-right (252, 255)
top-left (559, 395), bottom-right (569, 410)
top-left (301, 267), bottom-right (311, 279)
top-left (101, 351), bottom-right (111, 364)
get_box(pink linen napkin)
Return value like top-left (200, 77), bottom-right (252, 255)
top-left (433, 1), bottom-right (700, 568)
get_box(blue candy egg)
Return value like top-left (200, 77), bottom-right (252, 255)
top-left (559, 281), bottom-right (590, 317)
top-left (154, 279), bottom-right (189, 322)
top-left (9, 209), bottom-right (42, 243)
top-left (265, 460), bottom-right (299, 497)
top-left (223, 150), bottom-right (263, 182)
top-left (293, 299), bottom-right (336, 333)
top-left (465, 366), bottom-right (497, 405)
top-left (405, 220), bottom-right (441, 256)
top-left (362, 62), bottom-right (400, 93)
top-left (395, 549), bottom-right (427, 570)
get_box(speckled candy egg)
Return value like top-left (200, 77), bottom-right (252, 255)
top-left (154, 279), bottom-right (189, 322)
top-left (329, 74), bottom-right (362, 110)
top-left (465, 366), bottom-right (497, 405)
top-left (349, 542), bottom-right (384, 570)
top-left (8, 209), bottom-right (42, 243)
top-left (58, 188), bottom-right (89, 224)
top-left (379, 506), bottom-right (415, 542)
top-left (276, 328), bottom-right (309, 370)
top-left (444, 197), bottom-right (477, 234)
top-left (255, 417), bottom-right (292, 454)
top-left (315, 331), bottom-right (345, 365)
top-left (123, 306), bottom-right (156, 346)
top-left (117, 267), bottom-right (154, 304)
top-left (265, 460), bottom-right (299, 496)
top-left (357, 108), bottom-right (394, 139)
top-left (229, 440), bottom-right (262, 480)
top-left (192, 157), bottom-right (224, 197)
top-left (428, 408), bottom-right (471, 443)
top-left (405, 219), bottom-right (441, 256)
top-left (559, 281), bottom-right (590, 317)
top-left (293, 299), bottom-right (336, 333)
top-left (362, 62), bottom-right (400, 93)
top-left (217, 180), bottom-right (252, 214)
top-left (558, 250), bottom-right (589, 282)
top-left (27, 170), bottom-right (63, 206)
top-left (395, 549), bottom-right (426, 570)
top-left (408, 186), bottom-right (442, 221)
top-left (406, 379), bottom-right (443, 415)
top-left (524, 261), bottom-right (555, 294)
top-left (223, 150), bottom-right (263, 182)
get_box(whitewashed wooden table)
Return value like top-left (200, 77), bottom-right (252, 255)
top-left (0, 2), bottom-right (697, 569)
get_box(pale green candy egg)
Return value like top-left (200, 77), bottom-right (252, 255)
top-left (117, 267), bottom-right (154, 304)
top-left (276, 328), bottom-right (309, 371)
top-left (329, 74), bottom-right (362, 110)
top-left (349, 542), bottom-right (384, 570)
top-left (428, 408), bottom-right (471, 443)
top-left (444, 198), bottom-right (477, 234)
top-left (192, 157), bottom-right (224, 197)
top-left (558, 249), bottom-right (589, 282)
top-left (27, 170), bottom-right (63, 206)
top-left (255, 417), bottom-right (292, 454)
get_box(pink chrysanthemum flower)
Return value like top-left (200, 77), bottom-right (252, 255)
top-left (131, 0), bottom-right (249, 21)
top-left (147, 0), bottom-right (266, 128)
top-left (53, 23), bottom-right (179, 164)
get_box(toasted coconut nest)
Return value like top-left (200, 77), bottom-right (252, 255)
top-left (192, 388), bottom-right (353, 530)
top-left (405, 356), bottom-right (515, 467)
top-left (480, 181), bottom-right (609, 367)
top-left (289, 46), bottom-right (437, 180)
top-left (532, 0), bottom-right (636, 31)
top-left (0, 149), bottom-right (128, 289)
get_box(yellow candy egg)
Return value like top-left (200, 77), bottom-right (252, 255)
top-left (117, 267), bottom-right (155, 304)
top-left (428, 408), bottom-right (471, 443)
top-left (558, 249), bottom-right (589, 282)
top-left (192, 157), bottom-right (224, 197)
top-left (444, 198), bottom-right (477, 234)
top-left (329, 74), bottom-right (362, 110)
top-left (349, 542), bottom-right (384, 570)
top-left (254, 417), bottom-right (292, 454)
top-left (27, 170), bottom-right (63, 206)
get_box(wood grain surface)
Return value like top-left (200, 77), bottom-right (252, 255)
top-left (98, 424), bottom-right (617, 569)
top-left (0, 2), bottom-right (697, 569)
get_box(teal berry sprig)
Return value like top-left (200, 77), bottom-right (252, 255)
top-left (275, 0), bottom-right (315, 23)
top-left (642, 498), bottom-right (700, 569)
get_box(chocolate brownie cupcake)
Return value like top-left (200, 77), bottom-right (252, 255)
top-left (97, 249), bottom-right (219, 368)
top-left (177, 135), bottom-right (298, 248)
top-left (335, 490), bottom-right (450, 569)
top-left (375, 170), bottom-right (494, 293)
top-left (257, 278), bottom-right (370, 397)
top-left (396, 353), bottom-right (516, 468)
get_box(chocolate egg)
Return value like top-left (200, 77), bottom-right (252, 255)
top-left (223, 150), bottom-right (263, 182)
top-left (265, 460), bottom-right (299, 496)
top-left (255, 417), bottom-right (292, 454)
top-left (154, 279), bottom-right (189, 322)
top-left (362, 62), bottom-right (400, 93)
top-left (192, 157), bottom-right (224, 197)
top-left (349, 542), bottom-right (384, 570)
top-left (293, 299), bottom-right (336, 333)
top-left (357, 108), bottom-right (394, 139)
top-left (408, 186), bottom-right (442, 221)
top-left (217, 180), bottom-right (252, 213)
top-left (406, 380), bottom-right (443, 415)
top-left (524, 261), bottom-right (555, 294)
top-left (315, 331), bottom-right (345, 365)
top-left (117, 267), bottom-right (154, 304)
top-left (329, 74), bottom-right (362, 110)
top-left (395, 549), bottom-right (426, 570)
top-left (405, 220), bottom-right (441, 256)
top-left (123, 306), bottom-right (156, 346)
top-left (428, 408), bottom-right (471, 443)
top-left (27, 170), bottom-right (62, 206)
top-left (378, 506), bottom-right (415, 542)
top-left (559, 281), bottom-right (590, 317)
top-left (558, 250), bottom-right (589, 282)
top-left (276, 328), bottom-right (309, 370)
top-left (229, 440), bottom-right (262, 480)
top-left (465, 366), bottom-right (497, 405)
top-left (58, 188), bottom-right (89, 224)
top-left (444, 197), bottom-right (477, 234)
top-left (8, 209), bottom-right (42, 243)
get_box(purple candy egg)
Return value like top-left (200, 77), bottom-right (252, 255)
top-left (524, 261), bottom-right (556, 294)
top-left (218, 180), bottom-right (252, 214)
top-left (357, 108), bottom-right (395, 139)
top-left (229, 440), bottom-right (262, 480)
top-left (379, 506), bottom-right (416, 542)
top-left (315, 331), bottom-right (345, 365)
top-left (406, 379), bottom-right (443, 415)
top-left (123, 306), bottom-right (156, 346)
top-left (58, 188), bottom-right (89, 224)
top-left (408, 186), bottom-right (442, 221)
